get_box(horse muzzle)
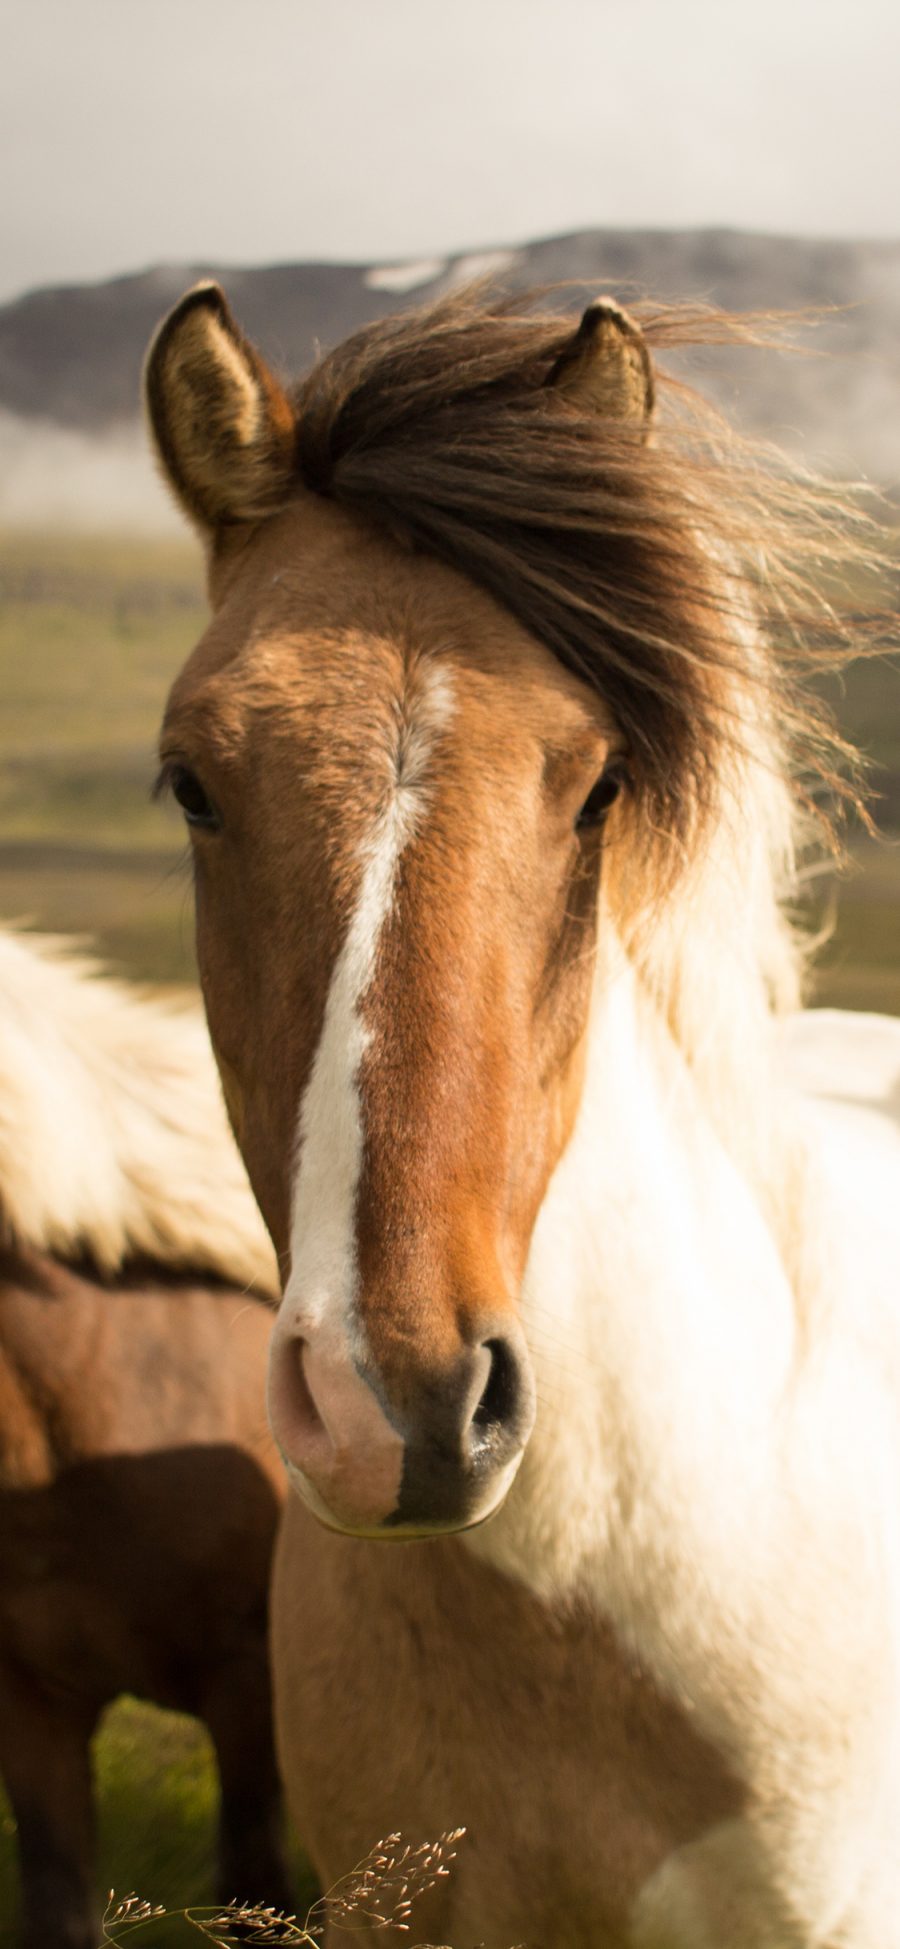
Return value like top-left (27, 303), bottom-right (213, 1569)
top-left (266, 1307), bottom-right (536, 1537)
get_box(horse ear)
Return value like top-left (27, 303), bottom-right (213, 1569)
top-left (548, 298), bottom-right (654, 429)
top-left (144, 283), bottom-right (297, 531)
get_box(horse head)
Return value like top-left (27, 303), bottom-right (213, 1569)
top-left (146, 285), bottom-right (659, 1538)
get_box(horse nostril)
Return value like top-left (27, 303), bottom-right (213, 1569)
top-left (268, 1333), bottom-right (326, 1459)
top-left (267, 1323), bottom-right (406, 1530)
top-left (468, 1334), bottom-right (532, 1462)
top-left (295, 1342), bottom-right (326, 1437)
top-left (473, 1338), bottom-right (517, 1431)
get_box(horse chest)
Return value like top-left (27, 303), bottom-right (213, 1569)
top-left (273, 1498), bottom-right (742, 1943)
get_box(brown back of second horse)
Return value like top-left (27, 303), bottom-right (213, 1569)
top-left (0, 931), bottom-right (290, 1949)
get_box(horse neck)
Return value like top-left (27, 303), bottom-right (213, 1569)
top-left (469, 929), bottom-right (804, 1609)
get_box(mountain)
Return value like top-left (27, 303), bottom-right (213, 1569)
top-left (2, 229), bottom-right (900, 483)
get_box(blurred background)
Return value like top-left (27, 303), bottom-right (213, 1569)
top-left (1, 0), bottom-right (898, 1936)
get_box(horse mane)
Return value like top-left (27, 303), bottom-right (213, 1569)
top-left (0, 929), bottom-right (277, 1296)
top-left (294, 284), bottom-right (874, 851)
top-left (290, 285), bottom-right (888, 1245)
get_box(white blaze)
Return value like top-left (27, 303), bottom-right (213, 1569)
top-left (282, 667), bottom-right (454, 1346)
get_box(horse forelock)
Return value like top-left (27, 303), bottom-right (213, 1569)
top-left (289, 286), bottom-right (872, 859)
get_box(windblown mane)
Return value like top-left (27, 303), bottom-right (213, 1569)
top-left (294, 286), bottom-right (874, 854)
top-left (0, 930), bottom-right (277, 1295)
top-left (289, 286), bottom-right (888, 1241)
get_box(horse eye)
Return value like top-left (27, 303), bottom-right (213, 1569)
top-left (575, 763), bottom-right (627, 833)
top-left (169, 764), bottom-right (220, 830)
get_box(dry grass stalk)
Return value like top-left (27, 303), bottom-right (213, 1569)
top-left (99, 1828), bottom-right (466, 1945)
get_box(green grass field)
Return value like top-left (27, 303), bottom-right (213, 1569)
top-left (0, 1698), bottom-right (318, 1946)
top-left (0, 529), bottom-right (896, 1940)
top-left (0, 530), bottom-right (204, 983)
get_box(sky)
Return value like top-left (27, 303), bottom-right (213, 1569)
top-left (2, 0), bottom-right (898, 305)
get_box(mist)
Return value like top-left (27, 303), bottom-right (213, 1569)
top-left (0, 413), bottom-right (182, 534)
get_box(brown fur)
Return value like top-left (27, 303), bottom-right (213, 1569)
top-left (0, 1245), bottom-right (290, 1949)
top-left (273, 1495), bottom-right (744, 1948)
top-left (159, 499), bottom-right (613, 1365)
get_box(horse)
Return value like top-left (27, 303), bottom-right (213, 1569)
top-left (144, 280), bottom-right (900, 1947)
top-left (0, 929), bottom-right (292, 1949)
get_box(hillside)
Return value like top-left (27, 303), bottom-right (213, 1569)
top-left (2, 228), bottom-right (900, 482)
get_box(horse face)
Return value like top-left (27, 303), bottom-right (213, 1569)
top-left (149, 289), bottom-right (639, 1538)
top-left (159, 502), bottom-right (619, 1535)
